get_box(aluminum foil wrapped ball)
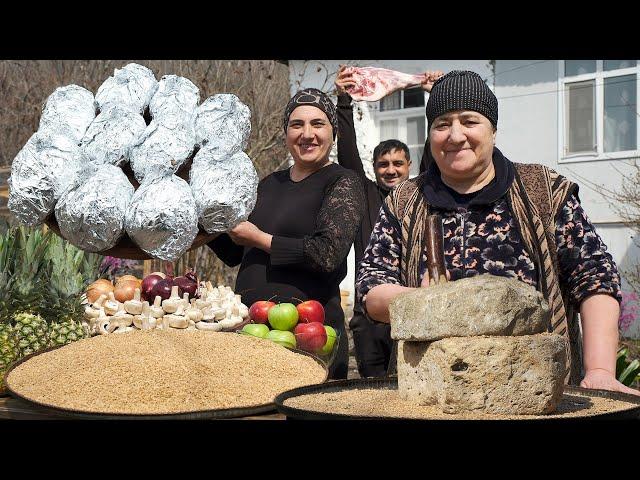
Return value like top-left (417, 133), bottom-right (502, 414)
top-left (8, 131), bottom-right (86, 226)
top-left (125, 173), bottom-right (199, 261)
top-left (149, 74), bottom-right (200, 125)
top-left (81, 104), bottom-right (147, 166)
top-left (194, 94), bottom-right (251, 154)
top-left (95, 63), bottom-right (158, 114)
top-left (189, 147), bottom-right (258, 233)
top-left (39, 85), bottom-right (96, 143)
top-left (54, 163), bottom-right (134, 252)
top-left (129, 121), bottom-right (196, 183)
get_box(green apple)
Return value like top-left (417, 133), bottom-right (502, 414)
top-left (265, 329), bottom-right (296, 349)
top-left (240, 323), bottom-right (270, 338)
top-left (268, 303), bottom-right (299, 331)
top-left (319, 325), bottom-right (337, 355)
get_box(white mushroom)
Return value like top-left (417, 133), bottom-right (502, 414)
top-left (111, 310), bottom-right (134, 327)
top-left (141, 315), bottom-right (154, 331)
top-left (218, 317), bottom-right (238, 330)
top-left (92, 294), bottom-right (108, 309)
top-left (124, 288), bottom-right (143, 315)
top-left (237, 303), bottom-right (249, 319)
top-left (84, 305), bottom-right (101, 320)
top-left (195, 321), bottom-right (223, 331)
top-left (181, 292), bottom-right (190, 309)
top-left (165, 304), bottom-right (188, 329)
top-left (194, 298), bottom-right (212, 310)
top-left (96, 309), bottom-right (111, 335)
top-left (103, 292), bottom-right (120, 316)
top-left (85, 294), bottom-right (107, 320)
top-left (114, 326), bottom-right (135, 334)
top-left (168, 316), bottom-right (188, 329)
top-left (201, 307), bottom-right (216, 322)
top-left (149, 296), bottom-right (164, 318)
top-left (185, 299), bottom-right (204, 323)
top-left (162, 286), bottom-right (182, 313)
top-left (133, 301), bottom-right (151, 329)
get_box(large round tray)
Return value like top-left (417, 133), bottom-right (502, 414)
top-left (4, 343), bottom-right (328, 420)
top-left (44, 159), bottom-right (220, 260)
top-left (274, 377), bottom-right (640, 421)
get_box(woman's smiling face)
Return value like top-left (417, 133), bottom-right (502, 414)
top-left (285, 105), bottom-right (334, 167)
top-left (429, 110), bottom-right (496, 181)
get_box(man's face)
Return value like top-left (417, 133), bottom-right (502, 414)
top-left (374, 148), bottom-right (412, 189)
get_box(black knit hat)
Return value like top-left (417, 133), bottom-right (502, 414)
top-left (283, 88), bottom-right (338, 139)
top-left (426, 70), bottom-right (498, 132)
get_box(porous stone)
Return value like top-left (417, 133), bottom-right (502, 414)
top-left (389, 275), bottom-right (551, 341)
top-left (397, 334), bottom-right (567, 415)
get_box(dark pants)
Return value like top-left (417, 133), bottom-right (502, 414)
top-left (325, 296), bottom-right (349, 380)
top-left (349, 308), bottom-right (393, 378)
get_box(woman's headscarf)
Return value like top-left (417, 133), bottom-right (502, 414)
top-left (283, 88), bottom-right (338, 139)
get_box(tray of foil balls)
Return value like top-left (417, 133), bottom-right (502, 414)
top-left (8, 63), bottom-right (259, 261)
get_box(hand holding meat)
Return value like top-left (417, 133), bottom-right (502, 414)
top-left (420, 70), bottom-right (444, 93)
top-left (343, 66), bottom-right (427, 102)
top-left (335, 65), bottom-right (356, 95)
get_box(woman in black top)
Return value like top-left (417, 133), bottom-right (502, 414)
top-left (208, 88), bottom-right (365, 379)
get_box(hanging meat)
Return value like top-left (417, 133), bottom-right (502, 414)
top-left (344, 66), bottom-right (427, 102)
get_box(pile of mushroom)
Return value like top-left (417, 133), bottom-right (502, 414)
top-left (83, 282), bottom-right (249, 335)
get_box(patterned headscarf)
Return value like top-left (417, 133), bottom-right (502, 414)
top-left (283, 88), bottom-right (337, 139)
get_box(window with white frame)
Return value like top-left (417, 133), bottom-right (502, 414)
top-left (373, 87), bottom-right (426, 177)
top-left (560, 60), bottom-right (639, 161)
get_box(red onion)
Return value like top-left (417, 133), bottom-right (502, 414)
top-left (140, 274), bottom-right (163, 302)
top-left (149, 278), bottom-right (174, 302)
top-left (174, 268), bottom-right (199, 299)
top-left (184, 268), bottom-right (198, 284)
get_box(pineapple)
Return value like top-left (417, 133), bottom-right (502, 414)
top-left (44, 234), bottom-right (99, 346)
top-left (8, 226), bottom-right (51, 318)
top-left (0, 225), bottom-right (102, 364)
top-left (0, 228), bottom-right (19, 388)
top-left (13, 312), bottom-right (49, 357)
top-left (0, 320), bottom-right (19, 390)
top-left (6, 227), bottom-right (52, 358)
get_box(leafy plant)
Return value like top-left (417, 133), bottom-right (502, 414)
top-left (616, 347), bottom-right (640, 387)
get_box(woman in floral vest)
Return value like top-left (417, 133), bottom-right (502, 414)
top-left (356, 70), bottom-right (639, 396)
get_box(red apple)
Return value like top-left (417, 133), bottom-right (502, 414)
top-left (249, 301), bottom-right (276, 324)
top-left (294, 322), bottom-right (327, 352)
top-left (296, 300), bottom-right (325, 324)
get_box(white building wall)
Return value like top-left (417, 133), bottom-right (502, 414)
top-left (494, 60), bottom-right (640, 337)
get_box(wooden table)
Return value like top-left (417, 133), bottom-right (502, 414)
top-left (0, 394), bottom-right (286, 420)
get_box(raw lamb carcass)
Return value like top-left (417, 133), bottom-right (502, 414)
top-left (344, 67), bottom-right (427, 102)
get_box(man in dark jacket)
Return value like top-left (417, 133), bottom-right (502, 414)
top-left (334, 66), bottom-right (442, 377)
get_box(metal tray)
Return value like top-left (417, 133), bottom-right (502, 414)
top-left (274, 377), bottom-right (640, 421)
top-left (4, 343), bottom-right (328, 420)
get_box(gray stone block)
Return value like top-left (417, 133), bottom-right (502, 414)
top-left (389, 275), bottom-right (551, 341)
top-left (397, 334), bottom-right (567, 415)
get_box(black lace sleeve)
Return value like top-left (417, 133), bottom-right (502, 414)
top-left (270, 170), bottom-right (365, 273)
